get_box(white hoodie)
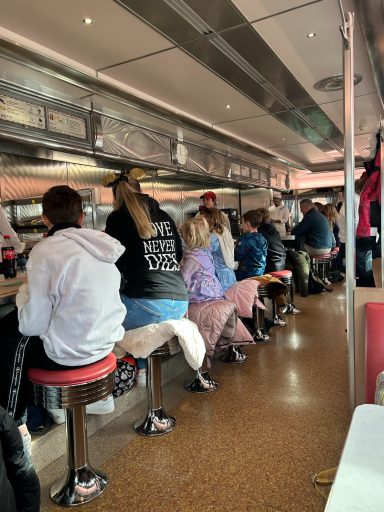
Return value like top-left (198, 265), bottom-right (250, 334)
top-left (16, 228), bottom-right (126, 366)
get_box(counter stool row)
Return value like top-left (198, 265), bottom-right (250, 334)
top-left (28, 270), bottom-right (298, 507)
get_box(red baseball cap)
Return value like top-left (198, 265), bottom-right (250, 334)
top-left (200, 191), bottom-right (217, 201)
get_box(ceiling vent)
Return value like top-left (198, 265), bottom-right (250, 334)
top-left (314, 73), bottom-right (362, 91)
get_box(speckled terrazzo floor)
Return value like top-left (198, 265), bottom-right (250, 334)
top-left (38, 283), bottom-right (350, 512)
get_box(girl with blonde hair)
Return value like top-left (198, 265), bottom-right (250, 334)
top-left (181, 217), bottom-right (224, 303)
top-left (199, 208), bottom-right (237, 291)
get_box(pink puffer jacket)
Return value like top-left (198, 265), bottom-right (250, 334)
top-left (188, 299), bottom-right (253, 358)
top-left (225, 279), bottom-right (265, 318)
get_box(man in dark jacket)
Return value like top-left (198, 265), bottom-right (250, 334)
top-left (0, 405), bottom-right (40, 512)
top-left (291, 199), bottom-right (333, 256)
top-left (256, 208), bottom-right (286, 272)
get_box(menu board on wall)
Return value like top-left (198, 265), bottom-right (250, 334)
top-left (48, 109), bottom-right (87, 140)
top-left (0, 94), bottom-right (46, 129)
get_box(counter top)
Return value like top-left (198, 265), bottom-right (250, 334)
top-left (0, 274), bottom-right (26, 305)
top-left (325, 404), bottom-right (384, 511)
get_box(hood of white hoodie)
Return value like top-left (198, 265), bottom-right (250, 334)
top-left (57, 227), bottom-right (125, 263)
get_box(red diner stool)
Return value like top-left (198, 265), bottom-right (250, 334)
top-left (269, 270), bottom-right (300, 315)
top-left (28, 353), bottom-right (117, 506)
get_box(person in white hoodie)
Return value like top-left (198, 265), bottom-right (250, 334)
top-left (0, 186), bottom-right (126, 434)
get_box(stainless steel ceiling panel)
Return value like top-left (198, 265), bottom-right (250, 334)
top-left (100, 116), bottom-right (173, 167)
top-left (220, 25), bottom-right (315, 109)
top-left (115, 0), bottom-right (202, 44)
top-left (275, 111), bottom-right (325, 143)
top-left (183, 38), bottom-right (287, 113)
top-left (184, 0), bottom-right (245, 31)
top-left (299, 106), bottom-right (343, 140)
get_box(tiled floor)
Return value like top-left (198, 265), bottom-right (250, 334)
top-left (39, 283), bottom-right (350, 512)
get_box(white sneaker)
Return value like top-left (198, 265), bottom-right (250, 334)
top-left (135, 369), bottom-right (147, 387)
top-left (48, 408), bottom-right (65, 425)
top-left (86, 394), bottom-right (115, 415)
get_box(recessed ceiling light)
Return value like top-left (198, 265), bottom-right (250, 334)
top-left (282, 137), bottom-right (286, 142)
top-left (226, 104), bottom-right (231, 109)
top-left (83, 17), bottom-right (94, 25)
top-left (307, 32), bottom-right (316, 38)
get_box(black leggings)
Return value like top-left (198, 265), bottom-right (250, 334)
top-left (0, 308), bottom-right (84, 424)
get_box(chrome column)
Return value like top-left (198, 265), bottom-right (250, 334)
top-left (339, 1), bottom-right (355, 408)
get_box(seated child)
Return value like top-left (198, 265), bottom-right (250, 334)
top-left (235, 210), bottom-right (268, 280)
top-left (180, 217), bottom-right (224, 302)
top-left (0, 186), bottom-right (126, 434)
top-left (199, 208), bottom-right (237, 291)
top-left (180, 218), bottom-right (252, 356)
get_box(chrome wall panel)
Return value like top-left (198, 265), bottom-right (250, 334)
top-left (1, 153), bottom-right (67, 202)
top-left (0, 152), bottom-right (242, 231)
top-left (100, 116), bottom-right (173, 167)
top-left (67, 163), bottom-right (114, 231)
top-left (241, 187), bottom-right (271, 213)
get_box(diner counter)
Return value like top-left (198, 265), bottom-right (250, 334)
top-left (0, 275), bottom-right (27, 306)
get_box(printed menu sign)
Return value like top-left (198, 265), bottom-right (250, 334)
top-left (0, 94), bottom-right (46, 129)
top-left (48, 109), bottom-right (87, 139)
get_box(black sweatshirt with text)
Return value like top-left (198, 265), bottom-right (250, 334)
top-left (105, 196), bottom-right (188, 300)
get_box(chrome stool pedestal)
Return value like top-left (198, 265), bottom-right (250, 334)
top-left (28, 354), bottom-right (116, 506)
top-left (220, 345), bottom-right (248, 364)
top-left (185, 369), bottom-right (218, 393)
top-left (134, 343), bottom-right (176, 436)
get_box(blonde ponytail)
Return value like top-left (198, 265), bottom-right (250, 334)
top-left (114, 181), bottom-right (155, 239)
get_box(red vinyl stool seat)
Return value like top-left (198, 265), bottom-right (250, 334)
top-left (269, 270), bottom-right (293, 279)
top-left (28, 353), bottom-right (116, 507)
top-left (269, 270), bottom-right (299, 315)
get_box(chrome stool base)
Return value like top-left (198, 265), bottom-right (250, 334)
top-left (134, 407), bottom-right (176, 436)
top-left (220, 346), bottom-right (248, 364)
top-left (50, 463), bottom-right (107, 506)
top-left (185, 370), bottom-right (218, 393)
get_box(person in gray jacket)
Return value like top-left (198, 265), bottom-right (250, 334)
top-left (291, 199), bottom-right (333, 256)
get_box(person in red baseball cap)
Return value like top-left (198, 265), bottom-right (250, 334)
top-left (200, 191), bottom-right (217, 208)
top-left (198, 191), bottom-right (231, 232)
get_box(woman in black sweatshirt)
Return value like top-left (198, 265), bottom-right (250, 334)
top-left (104, 170), bottom-right (188, 367)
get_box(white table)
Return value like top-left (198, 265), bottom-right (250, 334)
top-left (325, 404), bottom-right (384, 511)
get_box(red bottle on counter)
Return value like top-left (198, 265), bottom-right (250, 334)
top-left (2, 235), bottom-right (17, 279)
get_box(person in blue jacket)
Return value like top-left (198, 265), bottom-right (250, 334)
top-left (291, 199), bottom-right (333, 256)
top-left (235, 210), bottom-right (268, 280)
